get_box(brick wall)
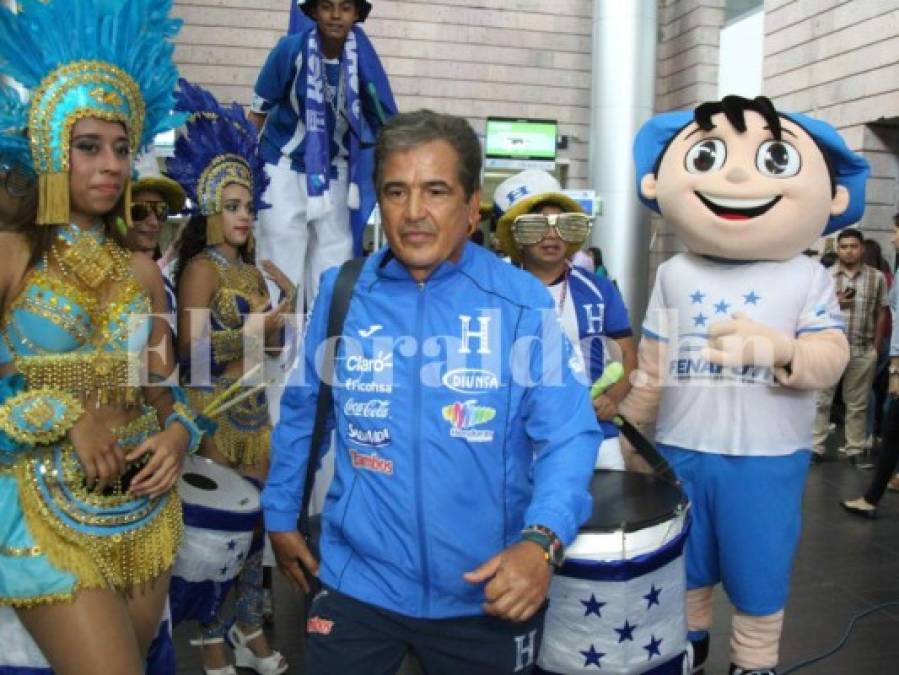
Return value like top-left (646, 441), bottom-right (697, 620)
top-left (172, 0), bottom-right (594, 186)
top-left (764, 0), bottom-right (899, 244)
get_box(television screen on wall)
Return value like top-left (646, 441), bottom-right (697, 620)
top-left (484, 117), bottom-right (558, 162)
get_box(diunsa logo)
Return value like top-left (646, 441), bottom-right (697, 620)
top-left (441, 368), bottom-right (500, 395)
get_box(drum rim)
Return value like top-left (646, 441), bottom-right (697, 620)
top-left (583, 469), bottom-right (688, 533)
top-left (579, 499), bottom-right (688, 533)
top-left (179, 454), bottom-right (260, 514)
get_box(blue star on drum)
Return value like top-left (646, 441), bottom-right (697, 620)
top-left (580, 594), bottom-right (605, 618)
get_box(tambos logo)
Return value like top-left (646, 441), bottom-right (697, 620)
top-left (442, 400), bottom-right (496, 443)
top-left (442, 368), bottom-right (500, 395)
top-left (350, 450), bottom-right (394, 475)
top-left (347, 423), bottom-right (391, 448)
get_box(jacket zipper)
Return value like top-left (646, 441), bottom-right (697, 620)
top-left (413, 280), bottom-right (431, 615)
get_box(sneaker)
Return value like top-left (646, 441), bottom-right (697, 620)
top-left (729, 666), bottom-right (776, 675)
top-left (837, 445), bottom-right (863, 457)
top-left (810, 450), bottom-right (826, 464)
top-left (841, 497), bottom-right (877, 519)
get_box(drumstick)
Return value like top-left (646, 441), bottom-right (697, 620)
top-left (200, 363), bottom-right (264, 415)
top-left (590, 363), bottom-right (679, 485)
top-left (204, 382), bottom-right (270, 418)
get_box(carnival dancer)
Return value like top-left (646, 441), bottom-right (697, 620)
top-left (493, 170), bottom-right (637, 471)
top-left (249, 0), bottom-right (396, 308)
top-left (0, 2), bottom-right (203, 674)
top-left (168, 79), bottom-right (292, 675)
top-left (621, 95), bottom-right (867, 674)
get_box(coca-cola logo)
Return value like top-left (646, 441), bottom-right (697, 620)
top-left (343, 398), bottom-right (390, 419)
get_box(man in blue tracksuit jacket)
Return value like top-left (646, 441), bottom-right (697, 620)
top-left (262, 110), bottom-right (601, 674)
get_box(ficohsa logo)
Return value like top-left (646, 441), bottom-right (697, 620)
top-left (441, 368), bottom-right (500, 394)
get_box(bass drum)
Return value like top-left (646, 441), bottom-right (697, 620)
top-left (537, 470), bottom-right (690, 675)
top-left (169, 455), bottom-right (260, 625)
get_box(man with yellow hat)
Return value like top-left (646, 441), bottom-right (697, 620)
top-left (494, 169), bottom-right (636, 470)
top-left (123, 150), bottom-right (186, 260)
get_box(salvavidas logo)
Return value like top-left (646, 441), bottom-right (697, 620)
top-left (344, 398), bottom-right (390, 419)
top-left (442, 400), bottom-right (496, 443)
top-left (441, 368), bottom-right (500, 395)
top-left (347, 422), bottom-right (391, 448)
top-left (344, 350), bottom-right (393, 373)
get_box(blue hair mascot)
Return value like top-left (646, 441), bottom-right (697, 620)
top-left (620, 95), bottom-right (868, 675)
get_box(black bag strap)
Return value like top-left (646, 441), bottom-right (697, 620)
top-left (298, 257), bottom-right (366, 535)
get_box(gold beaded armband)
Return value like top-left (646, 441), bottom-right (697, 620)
top-left (0, 389), bottom-right (84, 446)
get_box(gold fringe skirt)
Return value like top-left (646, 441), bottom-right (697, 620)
top-left (187, 375), bottom-right (271, 467)
top-left (0, 407), bottom-right (182, 607)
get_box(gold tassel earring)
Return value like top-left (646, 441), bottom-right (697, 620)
top-left (123, 178), bottom-right (133, 227)
top-left (206, 212), bottom-right (224, 245)
top-left (37, 171), bottom-right (70, 225)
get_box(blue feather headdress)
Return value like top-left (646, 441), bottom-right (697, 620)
top-left (0, 0), bottom-right (184, 225)
top-left (166, 79), bottom-right (269, 234)
top-left (0, 84), bottom-right (33, 178)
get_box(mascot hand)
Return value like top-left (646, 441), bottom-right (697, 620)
top-left (702, 312), bottom-right (795, 368)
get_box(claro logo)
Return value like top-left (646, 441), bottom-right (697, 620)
top-left (345, 351), bottom-right (393, 373)
top-left (441, 368), bottom-right (500, 395)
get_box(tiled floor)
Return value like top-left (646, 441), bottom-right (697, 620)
top-left (174, 448), bottom-right (899, 674)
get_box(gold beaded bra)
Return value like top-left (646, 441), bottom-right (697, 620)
top-left (205, 247), bottom-right (269, 330)
top-left (0, 224), bottom-right (152, 405)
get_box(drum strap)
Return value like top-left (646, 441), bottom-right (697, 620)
top-left (298, 256), bottom-right (366, 537)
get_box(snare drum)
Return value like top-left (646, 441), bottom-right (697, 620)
top-left (169, 455), bottom-right (260, 626)
top-left (537, 470), bottom-right (690, 675)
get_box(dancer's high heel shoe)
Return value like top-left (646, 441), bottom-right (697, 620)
top-left (189, 635), bottom-right (237, 675)
top-left (227, 623), bottom-right (288, 675)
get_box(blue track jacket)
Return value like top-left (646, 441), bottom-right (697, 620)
top-left (263, 243), bottom-right (601, 619)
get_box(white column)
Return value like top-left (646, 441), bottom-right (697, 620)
top-left (588, 0), bottom-right (658, 322)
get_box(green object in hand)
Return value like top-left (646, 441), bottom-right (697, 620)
top-left (590, 362), bottom-right (624, 399)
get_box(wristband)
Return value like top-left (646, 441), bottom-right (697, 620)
top-left (165, 402), bottom-right (203, 455)
top-left (521, 524), bottom-right (564, 568)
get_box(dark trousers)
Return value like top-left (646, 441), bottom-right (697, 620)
top-left (865, 397), bottom-right (899, 505)
top-left (305, 586), bottom-right (546, 675)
